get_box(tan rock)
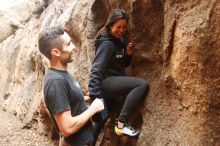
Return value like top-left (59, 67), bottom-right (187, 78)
top-left (0, 0), bottom-right (219, 145)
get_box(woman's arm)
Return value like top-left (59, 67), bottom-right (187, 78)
top-left (124, 42), bottom-right (133, 67)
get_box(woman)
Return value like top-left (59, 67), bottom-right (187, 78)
top-left (89, 9), bottom-right (149, 142)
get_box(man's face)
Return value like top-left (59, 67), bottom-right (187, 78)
top-left (60, 32), bottom-right (76, 64)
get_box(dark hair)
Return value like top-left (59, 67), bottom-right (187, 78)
top-left (38, 26), bottom-right (64, 59)
top-left (105, 9), bottom-right (129, 30)
top-left (96, 9), bottom-right (129, 38)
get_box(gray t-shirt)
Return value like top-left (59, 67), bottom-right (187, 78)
top-left (44, 68), bottom-right (93, 146)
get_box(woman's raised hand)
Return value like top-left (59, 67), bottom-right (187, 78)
top-left (126, 42), bottom-right (133, 55)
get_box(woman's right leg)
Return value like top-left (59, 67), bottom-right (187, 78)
top-left (92, 76), bottom-right (149, 140)
top-left (101, 76), bottom-right (149, 123)
top-left (101, 76), bottom-right (149, 137)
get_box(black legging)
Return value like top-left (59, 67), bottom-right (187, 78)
top-left (92, 76), bottom-right (149, 145)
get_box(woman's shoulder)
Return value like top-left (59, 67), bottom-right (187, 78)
top-left (95, 32), bottom-right (115, 47)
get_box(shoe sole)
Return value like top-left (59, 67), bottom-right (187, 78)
top-left (114, 127), bottom-right (123, 136)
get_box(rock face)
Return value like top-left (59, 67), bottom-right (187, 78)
top-left (0, 0), bottom-right (219, 146)
top-left (0, 0), bottom-right (44, 43)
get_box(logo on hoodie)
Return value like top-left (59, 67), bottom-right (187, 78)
top-left (115, 48), bottom-right (124, 58)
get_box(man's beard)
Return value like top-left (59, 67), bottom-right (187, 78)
top-left (61, 54), bottom-right (73, 64)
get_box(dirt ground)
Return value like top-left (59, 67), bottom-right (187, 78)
top-left (0, 108), bottom-right (56, 146)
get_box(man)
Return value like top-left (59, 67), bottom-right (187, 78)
top-left (38, 26), bottom-right (104, 146)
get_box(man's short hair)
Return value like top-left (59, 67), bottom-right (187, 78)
top-left (38, 26), bottom-right (64, 59)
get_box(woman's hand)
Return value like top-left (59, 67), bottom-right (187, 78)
top-left (84, 95), bottom-right (92, 105)
top-left (126, 42), bottom-right (133, 55)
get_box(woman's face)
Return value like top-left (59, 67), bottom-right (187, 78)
top-left (110, 19), bottom-right (127, 38)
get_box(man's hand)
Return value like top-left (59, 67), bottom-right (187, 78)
top-left (89, 98), bottom-right (104, 115)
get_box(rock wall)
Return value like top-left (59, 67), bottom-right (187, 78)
top-left (0, 0), bottom-right (219, 145)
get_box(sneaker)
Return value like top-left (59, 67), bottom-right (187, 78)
top-left (114, 122), bottom-right (141, 137)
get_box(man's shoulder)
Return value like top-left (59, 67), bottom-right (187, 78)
top-left (44, 69), bottom-right (67, 84)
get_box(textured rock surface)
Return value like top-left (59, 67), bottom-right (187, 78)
top-left (0, 0), bottom-right (219, 145)
top-left (0, 0), bottom-right (44, 43)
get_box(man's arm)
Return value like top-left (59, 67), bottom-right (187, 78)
top-left (54, 98), bottom-right (104, 137)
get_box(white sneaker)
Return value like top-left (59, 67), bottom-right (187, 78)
top-left (114, 122), bottom-right (141, 137)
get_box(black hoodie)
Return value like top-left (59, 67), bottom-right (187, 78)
top-left (88, 32), bottom-right (132, 99)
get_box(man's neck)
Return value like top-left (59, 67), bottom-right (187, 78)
top-left (50, 61), bottom-right (67, 71)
